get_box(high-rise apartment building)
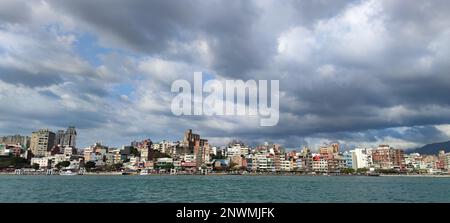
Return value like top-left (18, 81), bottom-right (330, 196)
top-left (182, 129), bottom-right (200, 154)
top-left (53, 127), bottom-right (77, 148)
top-left (181, 129), bottom-right (210, 169)
top-left (30, 129), bottom-right (55, 157)
top-left (136, 139), bottom-right (153, 162)
top-left (437, 150), bottom-right (448, 170)
top-left (390, 148), bottom-right (405, 169)
top-left (351, 148), bottom-right (372, 169)
top-left (299, 148), bottom-right (313, 172)
top-left (0, 135), bottom-right (30, 148)
top-left (371, 145), bottom-right (405, 170)
top-left (54, 130), bottom-right (65, 146)
top-left (63, 126), bottom-right (77, 148)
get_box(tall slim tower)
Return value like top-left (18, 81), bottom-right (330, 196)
top-left (63, 126), bottom-right (77, 148)
top-left (183, 129), bottom-right (200, 154)
top-left (54, 130), bottom-right (65, 146)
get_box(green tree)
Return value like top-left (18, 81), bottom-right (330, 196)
top-left (212, 154), bottom-right (225, 160)
top-left (112, 163), bottom-right (123, 171)
top-left (55, 161), bottom-right (71, 170)
top-left (153, 151), bottom-right (171, 159)
top-left (32, 163), bottom-right (40, 170)
top-left (156, 163), bottom-right (174, 170)
top-left (0, 156), bottom-right (29, 169)
top-left (130, 147), bottom-right (140, 157)
top-left (341, 168), bottom-right (355, 174)
top-left (85, 161), bottom-right (96, 172)
top-left (356, 168), bottom-right (368, 173)
top-left (376, 168), bottom-right (398, 174)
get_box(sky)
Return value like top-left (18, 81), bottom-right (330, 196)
top-left (0, 0), bottom-right (449, 150)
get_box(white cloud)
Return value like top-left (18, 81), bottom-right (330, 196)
top-left (0, 0), bottom-right (449, 149)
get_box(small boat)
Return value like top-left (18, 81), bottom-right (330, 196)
top-left (60, 170), bottom-right (77, 176)
top-left (140, 169), bottom-right (149, 175)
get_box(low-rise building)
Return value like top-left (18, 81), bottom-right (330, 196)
top-left (157, 157), bottom-right (174, 165)
top-left (173, 160), bottom-right (181, 170)
top-left (63, 146), bottom-right (77, 156)
top-left (226, 144), bottom-right (249, 157)
top-left (105, 152), bottom-right (115, 165)
top-left (404, 153), bottom-right (422, 170)
top-left (0, 144), bottom-right (7, 156)
top-left (343, 151), bottom-right (353, 168)
top-left (183, 154), bottom-right (196, 162)
top-left (31, 157), bottom-right (50, 169)
top-left (0, 144), bottom-right (23, 157)
top-left (230, 155), bottom-right (244, 168)
top-left (280, 160), bottom-right (291, 171)
top-left (255, 154), bottom-right (268, 171)
top-left (312, 155), bottom-right (328, 173)
top-left (295, 158), bottom-right (303, 170)
top-left (446, 153), bottom-right (450, 170)
top-left (68, 159), bottom-right (81, 170)
top-left (144, 161), bottom-right (154, 169)
top-left (49, 154), bottom-right (70, 168)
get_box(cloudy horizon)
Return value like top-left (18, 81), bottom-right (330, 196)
top-left (1, 0), bottom-right (449, 150)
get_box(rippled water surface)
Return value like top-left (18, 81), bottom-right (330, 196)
top-left (1, 175), bottom-right (449, 202)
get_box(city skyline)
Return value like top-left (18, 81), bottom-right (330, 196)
top-left (1, 126), bottom-right (449, 154)
top-left (1, 0), bottom-right (450, 150)
top-left (4, 127), bottom-right (449, 175)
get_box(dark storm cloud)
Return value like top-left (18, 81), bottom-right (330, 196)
top-left (0, 100), bottom-right (110, 130)
top-left (48, 0), bottom-right (198, 52)
top-left (289, 0), bottom-right (359, 26)
top-left (0, 0), bottom-right (32, 25)
top-left (313, 126), bottom-right (449, 145)
top-left (382, 0), bottom-right (450, 31)
top-left (0, 67), bottom-right (63, 87)
top-left (64, 81), bottom-right (110, 98)
top-left (0, 0), bottom-right (449, 149)
top-left (0, 67), bottom-right (109, 98)
top-left (48, 0), bottom-right (272, 76)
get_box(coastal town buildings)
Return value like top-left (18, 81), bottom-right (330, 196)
top-left (0, 144), bottom-right (22, 157)
top-left (2, 128), bottom-right (450, 175)
top-left (0, 135), bottom-right (30, 148)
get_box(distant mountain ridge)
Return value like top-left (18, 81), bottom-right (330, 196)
top-left (408, 141), bottom-right (450, 155)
